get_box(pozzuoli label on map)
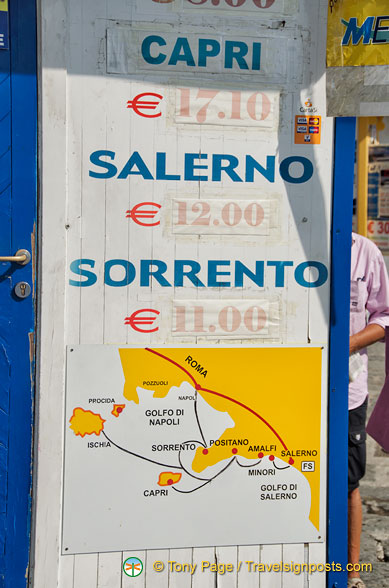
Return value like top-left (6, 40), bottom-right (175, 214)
top-left (327, 0), bottom-right (389, 67)
top-left (62, 0), bottom-right (332, 555)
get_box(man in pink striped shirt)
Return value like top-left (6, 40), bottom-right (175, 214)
top-left (347, 232), bottom-right (389, 588)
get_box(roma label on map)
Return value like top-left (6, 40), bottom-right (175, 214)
top-left (63, 345), bottom-right (325, 554)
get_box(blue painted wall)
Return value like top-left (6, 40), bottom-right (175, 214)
top-left (0, 0), bottom-right (37, 585)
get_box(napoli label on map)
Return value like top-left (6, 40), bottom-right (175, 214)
top-left (62, 345), bottom-right (326, 554)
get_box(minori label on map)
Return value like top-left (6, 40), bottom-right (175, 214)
top-left (63, 345), bottom-right (325, 554)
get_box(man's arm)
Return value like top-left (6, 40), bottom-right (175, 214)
top-left (349, 323), bottom-right (385, 355)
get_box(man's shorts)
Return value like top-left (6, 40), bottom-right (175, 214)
top-left (348, 398), bottom-right (368, 494)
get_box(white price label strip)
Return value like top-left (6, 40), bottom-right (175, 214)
top-left (175, 87), bottom-right (279, 128)
top-left (172, 198), bottom-right (275, 235)
top-left (172, 299), bottom-right (280, 338)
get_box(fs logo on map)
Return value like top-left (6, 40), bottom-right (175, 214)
top-left (127, 92), bottom-right (163, 118)
top-left (125, 309), bottom-right (160, 333)
top-left (126, 202), bottom-right (161, 226)
top-left (342, 16), bottom-right (389, 46)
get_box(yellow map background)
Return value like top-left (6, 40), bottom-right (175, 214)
top-left (119, 347), bottom-right (322, 530)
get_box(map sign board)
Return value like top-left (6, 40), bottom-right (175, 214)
top-left (63, 345), bottom-right (325, 553)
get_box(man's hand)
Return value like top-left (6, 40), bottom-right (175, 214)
top-left (350, 324), bottom-right (385, 355)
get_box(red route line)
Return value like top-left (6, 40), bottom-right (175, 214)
top-left (145, 348), bottom-right (288, 451)
top-left (199, 387), bottom-right (288, 451)
top-left (145, 348), bottom-right (198, 387)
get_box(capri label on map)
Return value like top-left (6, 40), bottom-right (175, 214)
top-left (62, 345), bottom-right (325, 554)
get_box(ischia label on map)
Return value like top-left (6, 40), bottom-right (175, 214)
top-left (63, 346), bottom-right (325, 554)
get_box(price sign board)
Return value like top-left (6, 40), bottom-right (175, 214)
top-left (38, 0), bottom-right (334, 577)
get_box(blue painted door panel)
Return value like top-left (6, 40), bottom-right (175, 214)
top-left (327, 118), bottom-right (356, 588)
top-left (0, 0), bottom-right (37, 586)
top-left (0, 26), bottom-right (12, 578)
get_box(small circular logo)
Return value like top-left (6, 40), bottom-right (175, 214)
top-left (123, 556), bottom-right (144, 577)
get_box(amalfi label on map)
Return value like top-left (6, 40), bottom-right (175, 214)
top-left (63, 344), bottom-right (325, 554)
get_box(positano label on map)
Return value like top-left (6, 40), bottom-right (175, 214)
top-left (63, 345), bottom-right (325, 554)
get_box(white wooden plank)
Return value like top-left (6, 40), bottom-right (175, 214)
top-left (281, 544), bottom-right (306, 588)
top-left (145, 550), bottom-right (169, 588)
top-left (32, 0), bottom-right (69, 585)
top-left (126, 79), bottom-right (160, 348)
top-left (59, 555), bottom-right (75, 588)
top-left (259, 545), bottom-right (282, 588)
top-left (72, 0), bottom-right (109, 583)
top-left (65, 0), bottom-right (84, 349)
top-left (73, 554), bottom-right (98, 588)
top-left (192, 547), bottom-right (216, 588)
top-left (237, 546), bottom-right (260, 588)
top-left (103, 75), bottom-right (132, 347)
top-left (97, 552), bottom-right (122, 588)
top-left (307, 543), bottom-right (326, 588)
top-left (122, 551), bottom-right (146, 588)
top-left (78, 62), bottom-right (107, 346)
top-left (215, 546), bottom-right (238, 588)
top-left (168, 549), bottom-right (192, 588)
top-left (98, 23), bottom-right (134, 588)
